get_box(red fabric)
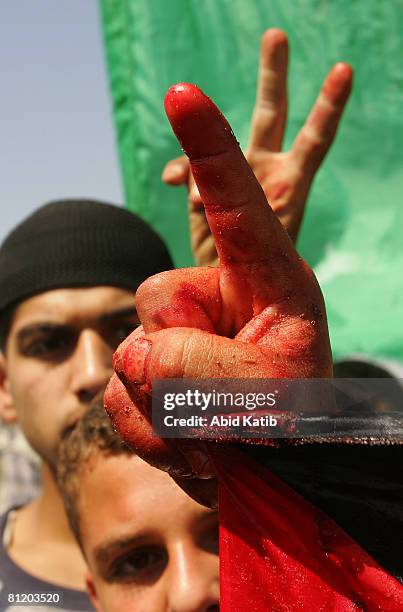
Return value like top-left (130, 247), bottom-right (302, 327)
top-left (209, 447), bottom-right (403, 611)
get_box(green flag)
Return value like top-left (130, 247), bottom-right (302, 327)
top-left (99, 0), bottom-right (403, 362)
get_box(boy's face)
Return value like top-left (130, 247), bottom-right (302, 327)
top-left (0, 286), bottom-right (138, 466)
top-left (80, 453), bottom-right (219, 612)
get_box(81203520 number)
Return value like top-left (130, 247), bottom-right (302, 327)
top-left (7, 592), bottom-right (61, 604)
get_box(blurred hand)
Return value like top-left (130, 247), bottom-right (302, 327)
top-left (163, 29), bottom-right (353, 265)
top-left (105, 82), bottom-right (333, 507)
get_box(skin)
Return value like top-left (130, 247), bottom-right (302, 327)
top-left (81, 453), bottom-right (219, 612)
top-left (0, 286), bottom-right (138, 587)
top-left (104, 83), bottom-right (334, 506)
top-left (162, 29), bottom-right (353, 264)
top-left (0, 286), bottom-right (138, 465)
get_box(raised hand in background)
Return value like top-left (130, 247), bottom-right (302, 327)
top-left (163, 29), bottom-right (352, 265)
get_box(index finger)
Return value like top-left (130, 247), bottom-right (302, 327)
top-left (164, 83), bottom-right (297, 277)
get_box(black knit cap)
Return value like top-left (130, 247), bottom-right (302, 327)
top-left (0, 199), bottom-right (173, 313)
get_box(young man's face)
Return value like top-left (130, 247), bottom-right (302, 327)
top-left (80, 453), bottom-right (219, 612)
top-left (0, 286), bottom-right (137, 466)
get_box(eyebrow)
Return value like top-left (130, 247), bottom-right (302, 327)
top-left (93, 509), bottom-right (219, 570)
top-left (98, 306), bottom-right (138, 323)
top-left (16, 306), bottom-right (138, 341)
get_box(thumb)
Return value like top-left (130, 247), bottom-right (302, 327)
top-left (108, 326), bottom-right (270, 481)
top-left (162, 155), bottom-right (202, 207)
top-left (162, 155), bottom-right (189, 185)
top-left (113, 326), bottom-right (271, 386)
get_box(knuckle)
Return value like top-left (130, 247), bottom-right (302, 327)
top-left (135, 271), bottom-right (172, 304)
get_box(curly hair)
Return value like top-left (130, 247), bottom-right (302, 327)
top-left (56, 398), bottom-right (133, 547)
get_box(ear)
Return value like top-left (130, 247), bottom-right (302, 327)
top-left (85, 572), bottom-right (103, 612)
top-left (0, 351), bottom-right (17, 423)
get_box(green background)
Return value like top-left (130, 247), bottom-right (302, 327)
top-left (99, 0), bottom-right (403, 362)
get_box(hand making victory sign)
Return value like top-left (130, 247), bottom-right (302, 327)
top-left (103, 55), bottom-right (403, 612)
top-left (163, 29), bottom-right (353, 264)
top-left (104, 79), bottom-right (333, 499)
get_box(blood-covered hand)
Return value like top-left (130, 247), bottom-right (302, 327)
top-left (163, 29), bottom-right (352, 264)
top-left (104, 83), bottom-right (332, 502)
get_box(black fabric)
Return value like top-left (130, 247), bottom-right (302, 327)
top-left (244, 442), bottom-right (403, 582)
top-left (0, 199), bottom-right (173, 313)
top-left (0, 510), bottom-right (94, 611)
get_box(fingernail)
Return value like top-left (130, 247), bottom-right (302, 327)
top-left (326, 63), bottom-right (353, 102)
top-left (163, 164), bottom-right (182, 180)
top-left (113, 337), bottom-right (152, 385)
top-left (171, 163), bottom-right (184, 175)
top-left (333, 62), bottom-right (353, 76)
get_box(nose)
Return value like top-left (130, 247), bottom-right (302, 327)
top-left (70, 329), bottom-right (113, 403)
top-left (168, 542), bottom-right (219, 612)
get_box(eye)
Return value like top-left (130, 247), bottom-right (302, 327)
top-left (109, 547), bottom-right (167, 584)
top-left (21, 330), bottom-right (75, 360)
top-left (105, 319), bottom-right (139, 348)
